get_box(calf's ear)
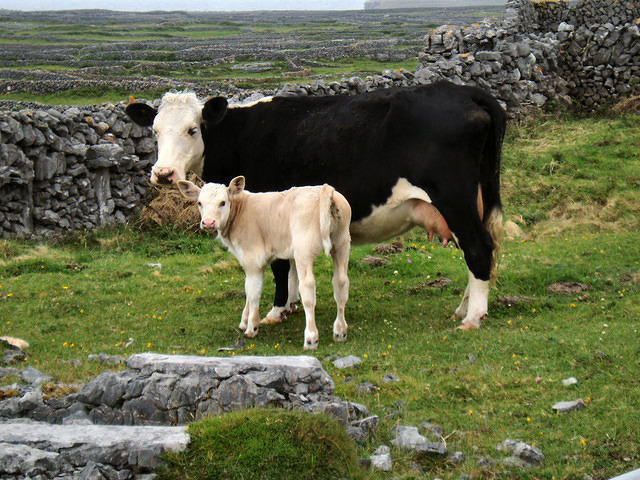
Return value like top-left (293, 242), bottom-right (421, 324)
top-left (203, 97), bottom-right (228, 126)
top-left (228, 176), bottom-right (245, 195)
top-left (177, 180), bottom-right (201, 201)
top-left (125, 103), bottom-right (157, 127)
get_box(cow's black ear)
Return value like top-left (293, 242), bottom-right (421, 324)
top-left (203, 97), bottom-right (228, 126)
top-left (125, 103), bottom-right (157, 127)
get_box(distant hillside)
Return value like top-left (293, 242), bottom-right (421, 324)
top-left (365, 0), bottom-right (505, 9)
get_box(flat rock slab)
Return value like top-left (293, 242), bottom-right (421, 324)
top-left (0, 421), bottom-right (189, 477)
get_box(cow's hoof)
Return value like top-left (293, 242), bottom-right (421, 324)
top-left (333, 332), bottom-right (348, 343)
top-left (260, 315), bottom-right (284, 325)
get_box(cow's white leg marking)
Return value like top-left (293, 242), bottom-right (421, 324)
top-left (242, 269), bottom-right (264, 338)
top-left (295, 257), bottom-right (319, 350)
top-left (331, 239), bottom-right (350, 343)
top-left (457, 271), bottom-right (489, 330)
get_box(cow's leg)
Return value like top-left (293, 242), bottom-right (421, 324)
top-left (261, 259), bottom-right (290, 325)
top-left (435, 197), bottom-right (498, 329)
top-left (454, 281), bottom-right (470, 320)
top-left (331, 239), bottom-right (350, 343)
top-left (242, 268), bottom-right (264, 338)
top-left (295, 257), bottom-right (319, 350)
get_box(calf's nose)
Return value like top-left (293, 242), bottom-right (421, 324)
top-left (201, 218), bottom-right (216, 230)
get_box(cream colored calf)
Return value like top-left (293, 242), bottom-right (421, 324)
top-left (178, 176), bottom-right (351, 350)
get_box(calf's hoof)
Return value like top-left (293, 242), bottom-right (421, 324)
top-left (244, 326), bottom-right (260, 338)
top-left (456, 314), bottom-right (486, 331)
top-left (333, 331), bottom-right (348, 343)
top-left (303, 339), bottom-right (319, 351)
top-left (286, 301), bottom-right (300, 314)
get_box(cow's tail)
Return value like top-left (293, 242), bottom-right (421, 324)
top-left (319, 184), bottom-right (336, 256)
top-left (475, 91), bottom-right (506, 284)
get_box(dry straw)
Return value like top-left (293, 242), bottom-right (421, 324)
top-left (136, 173), bottom-right (204, 232)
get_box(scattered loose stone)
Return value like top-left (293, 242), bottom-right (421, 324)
top-left (497, 439), bottom-right (545, 467)
top-left (333, 355), bottom-right (362, 369)
top-left (0, 336), bottom-right (29, 351)
top-left (382, 373), bottom-right (400, 383)
top-left (448, 451), bottom-right (466, 464)
top-left (391, 425), bottom-right (447, 456)
top-left (552, 399), bottom-right (587, 412)
top-left (87, 353), bottom-right (126, 365)
top-left (370, 445), bottom-right (393, 471)
top-left (357, 382), bottom-right (378, 394)
top-left (420, 421), bottom-right (444, 438)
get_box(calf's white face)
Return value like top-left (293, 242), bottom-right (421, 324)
top-left (150, 93), bottom-right (205, 184)
top-left (177, 176), bottom-right (245, 232)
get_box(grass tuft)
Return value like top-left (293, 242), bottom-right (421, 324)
top-left (158, 409), bottom-right (367, 480)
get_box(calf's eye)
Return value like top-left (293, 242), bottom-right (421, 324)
top-left (219, 201), bottom-right (226, 207)
top-left (188, 127), bottom-right (198, 136)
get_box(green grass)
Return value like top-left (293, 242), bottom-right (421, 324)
top-left (158, 409), bottom-right (366, 480)
top-left (0, 87), bottom-right (168, 105)
top-left (1, 112), bottom-right (639, 479)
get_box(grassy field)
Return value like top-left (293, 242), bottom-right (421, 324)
top-left (1, 111), bottom-right (639, 479)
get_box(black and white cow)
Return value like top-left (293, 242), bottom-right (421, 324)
top-left (126, 81), bottom-right (506, 329)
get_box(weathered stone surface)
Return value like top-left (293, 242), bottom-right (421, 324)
top-left (333, 355), bottom-right (362, 369)
top-left (0, 422), bottom-right (189, 479)
top-left (0, 354), bottom-right (378, 478)
top-left (391, 425), bottom-right (447, 456)
top-left (370, 445), bottom-right (393, 471)
top-left (497, 439), bottom-right (545, 466)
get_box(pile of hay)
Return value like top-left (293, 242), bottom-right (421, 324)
top-left (611, 95), bottom-right (640, 114)
top-left (136, 173), bottom-right (204, 232)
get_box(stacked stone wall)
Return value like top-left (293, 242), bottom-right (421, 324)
top-left (0, 104), bottom-right (154, 238)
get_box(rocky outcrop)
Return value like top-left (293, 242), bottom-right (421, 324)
top-left (0, 354), bottom-right (377, 479)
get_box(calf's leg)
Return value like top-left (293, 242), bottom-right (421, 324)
top-left (242, 268), bottom-right (264, 338)
top-left (295, 256), bottom-right (319, 350)
top-left (331, 238), bottom-right (350, 343)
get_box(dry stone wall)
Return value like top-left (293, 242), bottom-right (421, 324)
top-left (0, 103), bottom-right (154, 238)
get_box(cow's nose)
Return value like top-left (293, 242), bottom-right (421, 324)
top-left (154, 167), bottom-right (175, 184)
top-left (201, 218), bottom-right (216, 230)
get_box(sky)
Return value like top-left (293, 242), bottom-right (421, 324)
top-left (1, 0), bottom-right (366, 11)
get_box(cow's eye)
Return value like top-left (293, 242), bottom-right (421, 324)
top-left (188, 127), bottom-right (198, 136)
top-left (197, 202), bottom-right (202, 208)
top-left (219, 201), bottom-right (226, 207)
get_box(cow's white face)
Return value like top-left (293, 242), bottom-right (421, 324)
top-left (151, 97), bottom-right (205, 184)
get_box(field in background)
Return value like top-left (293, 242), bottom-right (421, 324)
top-left (0, 6), bottom-right (504, 102)
top-left (1, 111), bottom-right (639, 479)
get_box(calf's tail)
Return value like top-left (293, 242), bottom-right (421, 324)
top-left (319, 184), bottom-right (336, 256)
